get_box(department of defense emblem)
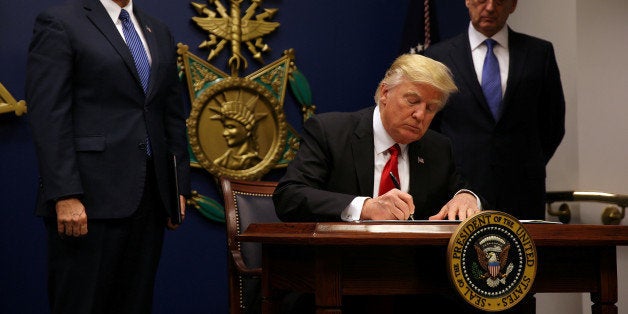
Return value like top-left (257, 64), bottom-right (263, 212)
top-left (179, 0), bottom-right (315, 182)
top-left (447, 211), bottom-right (537, 311)
top-left (178, 0), bottom-right (316, 221)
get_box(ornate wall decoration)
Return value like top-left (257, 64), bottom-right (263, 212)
top-left (0, 83), bottom-right (27, 116)
top-left (178, 0), bottom-right (315, 221)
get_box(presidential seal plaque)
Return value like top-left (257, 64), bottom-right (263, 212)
top-left (447, 211), bottom-right (537, 311)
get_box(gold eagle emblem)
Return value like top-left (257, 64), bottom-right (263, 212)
top-left (475, 243), bottom-right (510, 279)
top-left (474, 235), bottom-right (515, 288)
top-left (191, 0), bottom-right (280, 73)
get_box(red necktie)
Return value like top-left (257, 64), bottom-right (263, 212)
top-left (378, 144), bottom-right (400, 196)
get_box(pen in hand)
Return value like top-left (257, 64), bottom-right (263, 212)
top-left (388, 172), bottom-right (414, 221)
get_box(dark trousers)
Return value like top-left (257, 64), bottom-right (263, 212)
top-left (45, 163), bottom-right (166, 314)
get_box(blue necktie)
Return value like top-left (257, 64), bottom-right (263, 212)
top-left (120, 9), bottom-right (152, 156)
top-left (481, 39), bottom-right (502, 119)
top-left (119, 9), bottom-right (150, 94)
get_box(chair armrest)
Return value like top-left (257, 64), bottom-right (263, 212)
top-left (230, 249), bottom-right (262, 275)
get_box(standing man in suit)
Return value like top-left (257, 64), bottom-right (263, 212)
top-left (26, 0), bottom-right (190, 313)
top-left (274, 54), bottom-right (483, 223)
top-left (425, 0), bottom-right (565, 220)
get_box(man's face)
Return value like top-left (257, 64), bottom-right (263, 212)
top-left (378, 80), bottom-right (443, 145)
top-left (466, 0), bottom-right (517, 37)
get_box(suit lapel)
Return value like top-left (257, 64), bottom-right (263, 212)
top-left (408, 141), bottom-right (428, 214)
top-left (449, 34), bottom-right (495, 119)
top-left (502, 29), bottom-right (527, 118)
top-left (82, 0), bottom-right (146, 96)
top-left (441, 34), bottom-right (497, 122)
top-left (351, 108), bottom-right (375, 196)
top-left (134, 8), bottom-right (160, 100)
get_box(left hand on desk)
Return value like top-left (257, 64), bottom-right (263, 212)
top-left (429, 192), bottom-right (479, 221)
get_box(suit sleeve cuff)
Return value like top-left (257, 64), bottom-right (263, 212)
top-left (455, 189), bottom-right (482, 210)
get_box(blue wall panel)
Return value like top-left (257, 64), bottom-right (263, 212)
top-left (0, 1), bottom-right (468, 313)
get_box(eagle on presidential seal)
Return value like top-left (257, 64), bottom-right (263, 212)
top-left (474, 235), bottom-right (515, 288)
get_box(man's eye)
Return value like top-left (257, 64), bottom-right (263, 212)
top-left (406, 97), bottom-right (420, 104)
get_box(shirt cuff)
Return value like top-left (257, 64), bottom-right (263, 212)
top-left (455, 189), bottom-right (482, 210)
top-left (341, 196), bottom-right (370, 221)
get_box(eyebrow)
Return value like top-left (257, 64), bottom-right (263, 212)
top-left (402, 91), bottom-right (421, 101)
top-left (403, 91), bottom-right (442, 107)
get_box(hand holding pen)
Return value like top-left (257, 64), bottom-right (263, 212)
top-left (389, 172), bottom-right (415, 221)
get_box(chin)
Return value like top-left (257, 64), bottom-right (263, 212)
top-left (399, 135), bottom-right (424, 144)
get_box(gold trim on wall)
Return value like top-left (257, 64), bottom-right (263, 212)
top-left (0, 83), bottom-right (27, 116)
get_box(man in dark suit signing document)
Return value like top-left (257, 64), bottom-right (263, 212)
top-left (273, 54), bottom-right (484, 223)
top-left (26, 0), bottom-right (190, 313)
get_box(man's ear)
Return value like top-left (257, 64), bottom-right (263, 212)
top-left (509, 0), bottom-right (518, 13)
top-left (379, 83), bottom-right (389, 105)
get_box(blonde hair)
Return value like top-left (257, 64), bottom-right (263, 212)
top-left (374, 54), bottom-right (458, 110)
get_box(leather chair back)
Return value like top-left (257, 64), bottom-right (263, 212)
top-left (220, 177), bottom-right (279, 314)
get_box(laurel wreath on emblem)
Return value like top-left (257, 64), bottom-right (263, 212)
top-left (187, 77), bottom-right (286, 181)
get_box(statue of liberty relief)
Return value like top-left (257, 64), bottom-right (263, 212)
top-left (210, 91), bottom-right (268, 170)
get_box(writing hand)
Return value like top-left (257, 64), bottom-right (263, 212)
top-left (361, 189), bottom-right (415, 220)
top-left (389, 172), bottom-right (414, 220)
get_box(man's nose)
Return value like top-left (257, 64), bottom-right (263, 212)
top-left (485, 0), bottom-right (497, 10)
top-left (412, 105), bottom-right (426, 120)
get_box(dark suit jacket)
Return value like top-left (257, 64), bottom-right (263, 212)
top-left (424, 28), bottom-right (565, 220)
top-left (26, 0), bottom-right (190, 219)
top-left (273, 107), bottom-right (472, 222)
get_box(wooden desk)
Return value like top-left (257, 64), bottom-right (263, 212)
top-left (239, 222), bottom-right (628, 314)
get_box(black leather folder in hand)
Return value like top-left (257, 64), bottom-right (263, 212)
top-left (168, 154), bottom-right (182, 225)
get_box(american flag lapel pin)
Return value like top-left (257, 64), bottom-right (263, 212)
top-left (418, 156), bottom-right (425, 164)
